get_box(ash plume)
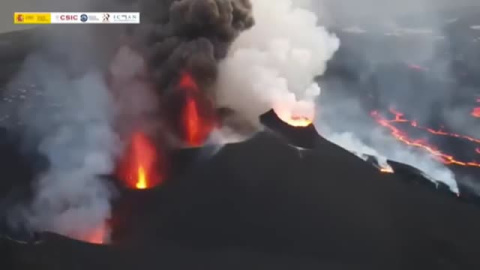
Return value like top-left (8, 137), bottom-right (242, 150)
top-left (215, 0), bottom-right (340, 128)
top-left (132, 0), bottom-right (254, 97)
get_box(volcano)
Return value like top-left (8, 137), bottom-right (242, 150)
top-left (2, 111), bottom-right (480, 269)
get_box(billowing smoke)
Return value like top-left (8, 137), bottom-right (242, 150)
top-left (133, 0), bottom-right (254, 97)
top-left (215, 0), bottom-right (340, 127)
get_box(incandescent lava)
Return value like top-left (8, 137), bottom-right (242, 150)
top-left (117, 132), bottom-right (164, 190)
top-left (371, 109), bottom-right (480, 168)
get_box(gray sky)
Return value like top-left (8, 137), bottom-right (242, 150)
top-left (0, 0), bottom-right (38, 33)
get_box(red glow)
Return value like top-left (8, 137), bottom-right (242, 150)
top-left (178, 72), bottom-right (215, 147)
top-left (70, 223), bottom-right (109, 245)
top-left (84, 224), bottom-right (108, 245)
top-left (118, 132), bottom-right (163, 190)
top-left (179, 71), bottom-right (199, 91)
top-left (408, 64), bottom-right (428, 72)
top-left (371, 110), bottom-right (480, 168)
top-left (472, 97), bottom-right (480, 118)
top-left (472, 107), bottom-right (480, 118)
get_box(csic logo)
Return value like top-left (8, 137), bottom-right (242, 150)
top-left (59, 14), bottom-right (79, 21)
top-left (103, 13), bottom-right (110, 22)
top-left (80, 14), bottom-right (88, 22)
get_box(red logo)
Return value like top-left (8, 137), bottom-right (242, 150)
top-left (16, 14), bottom-right (24, 22)
top-left (59, 14), bottom-right (78, 21)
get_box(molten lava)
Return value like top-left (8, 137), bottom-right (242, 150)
top-left (177, 72), bottom-right (216, 147)
top-left (274, 110), bottom-right (313, 127)
top-left (118, 132), bottom-right (163, 190)
top-left (371, 109), bottom-right (480, 168)
top-left (136, 166), bottom-right (147, 190)
top-left (380, 166), bottom-right (394, 174)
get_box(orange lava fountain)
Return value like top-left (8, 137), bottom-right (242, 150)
top-left (178, 72), bottom-right (216, 147)
top-left (117, 132), bottom-right (163, 190)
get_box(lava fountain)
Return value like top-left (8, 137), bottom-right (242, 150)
top-left (117, 132), bottom-right (163, 190)
top-left (177, 72), bottom-right (216, 147)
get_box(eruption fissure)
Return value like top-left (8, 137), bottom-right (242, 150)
top-left (371, 110), bottom-right (480, 168)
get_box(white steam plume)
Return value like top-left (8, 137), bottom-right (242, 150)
top-left (9, 53), bottom-right (120, 243)
top-left (216, 0), bottom-right (340, 126)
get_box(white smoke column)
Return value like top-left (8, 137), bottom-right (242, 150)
top-left (216, 0), bottom-right (340, 126)
top-left (12, 53), bottom-right (120, 243)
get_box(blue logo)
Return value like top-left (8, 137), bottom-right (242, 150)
top-left (80, 14), bottom-right (88, 22)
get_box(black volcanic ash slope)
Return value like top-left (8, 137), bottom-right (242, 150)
top-left (3, 130), bottom-right (480, 269)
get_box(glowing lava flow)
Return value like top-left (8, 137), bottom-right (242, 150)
top-left (178, 72), bottom-right (216, 147)
top-left (117, 132), bottom-right (163, 190)
top-left (371, 110), bottom-right (480, 168)
top-left (386, 108), bottom-right (480, 144)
